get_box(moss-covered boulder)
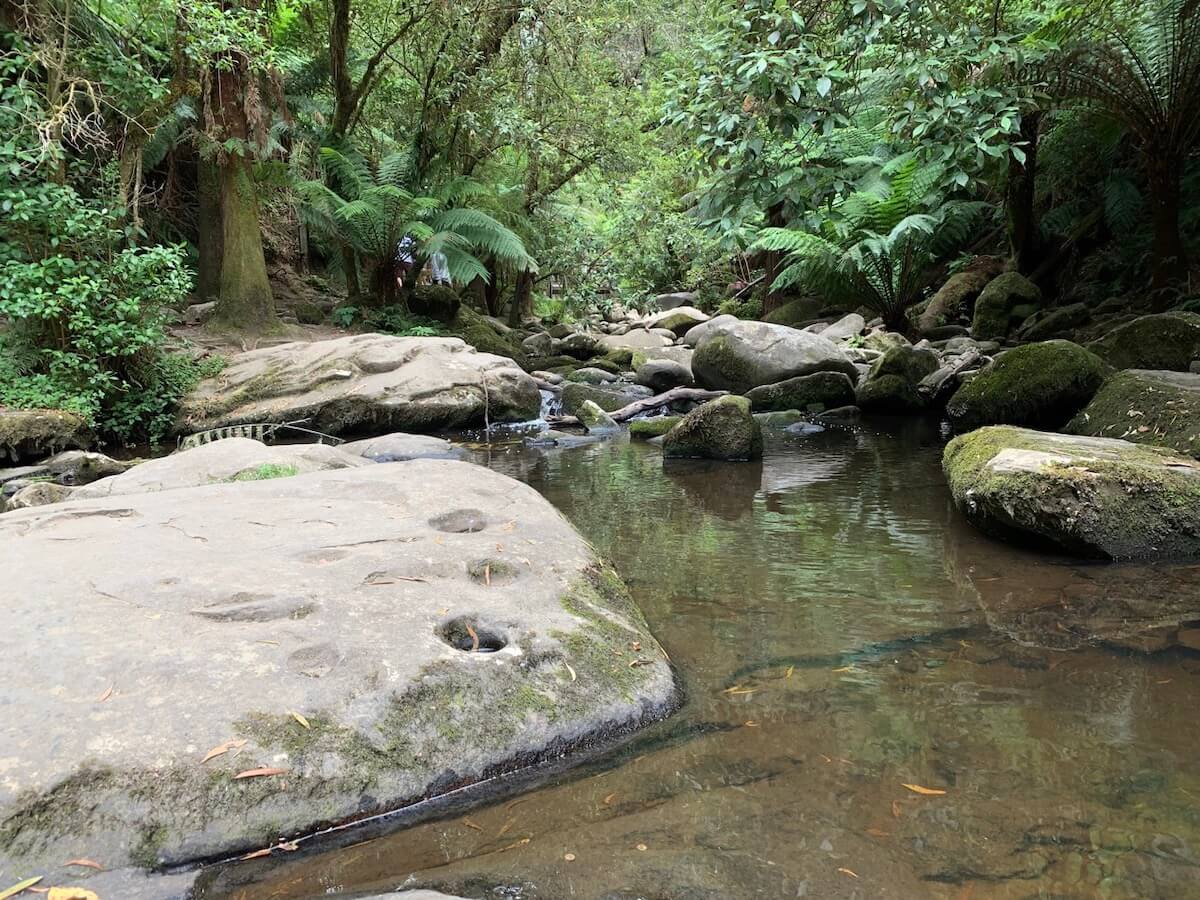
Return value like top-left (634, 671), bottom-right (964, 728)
top-left (855, 346), bottom-right (940, 414)
top-left (407, 285), bottom-right (462, 322)
top-left (662, 395), bottom-right (763, 461)
top-left (917, 257), bottom-right (1006, 334)
top-left (762, 297), bottom-right (823, 327)
top-left (576, 400), bottom-right (619, 434)
top-left (745, 371), bottom-right (855, 413)
top-left (1016, 302), bottom-right (1091, 343)
top-left (0, 407), bottom-right (93, 464)
top-left (943, 426), bottom-right (1200, 559)
top-left (971, 271), bottom-right (1042, 340)
top-left (691, 320), bottom-right (857, 393)
top-left (945, 340), bottom-right (1107, 430)
top-left (1067, 369), bottom-right (1200, 458)
top-left (629, 416), bottom-right (681, 438)
top-left (450, 308), bottom-right (529, 368)
top-left (560, 382), bottom-right (650, 415)
top-left (1086, 311), bottom-right (1200, 371)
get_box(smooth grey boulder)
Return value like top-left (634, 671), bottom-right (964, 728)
top-left (0, 462), bottom-right (676, 890)
top-left (820, 313), bottom-right (866, 342)
top-left (682, 314), bottom-right (737, 348)
top-left (341, 432), bottom-right (466, 462)
top-left (645, 306), bottom-right (709, 335)
top-left (553, 332), bottom-right (601, 359)
top-left (654, 291), bottom-right (698, 310)
top-left (636, 359), bottom-right (694, 392)
top-left (43, 449), bottom-right (135, 485)
top-left (567, 366), bottom-right (619, 385)
top-left (6, 481), bottom-right (76, 509)
top-left (691, 320), bottom-right (858, 393)
top-left (597, 329), bottom-right (674, 352)
top-left (522, 331), bottom-right (554, 355)
top-left (745, 371), bottom-right (855, 413)
top-left (69, 438), bottom-right (368, 500)
top-left (178, 333), bottom-right (541, 437)
top-left (943, 426), bottom-right (1200, 559)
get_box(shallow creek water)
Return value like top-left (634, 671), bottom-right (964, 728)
top-left (203, 419), bottom-right (1200, 899)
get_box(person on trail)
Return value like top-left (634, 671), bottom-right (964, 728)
top-left (430, 251), bottom-right (451, 286)
top-left (394, 235), bottom-right (418, 289)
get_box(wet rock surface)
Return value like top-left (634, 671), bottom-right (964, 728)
top-left (691, 320), bottom-right (857, 393)
top-left (944, 426), bottom-right (1200, 559)
top-left (178, 333), bottom-right (542, 437)
top-left (0, 461), bottom-right (676, 895)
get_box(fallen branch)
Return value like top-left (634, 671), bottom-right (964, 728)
top-left (918, 349), bottom-right (981, 404)
top-left (549, 387), bottom-right (729, 427)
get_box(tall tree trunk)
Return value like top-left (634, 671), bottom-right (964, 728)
top-left (342, 245), bottom-right (362, 298)
top-left (509, 270), bottom-right (534, 327)
top-left (196, 157), bottom-right (223, 300)
top-left (1148, 154), bottom-right (1187, 298)
top-left (210, 59), bottom-right (275, 330)
top-left (1007, 113), bottom-right (1042, 275)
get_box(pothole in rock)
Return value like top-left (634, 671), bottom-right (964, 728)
top-left (428, 508), bottom-right (489, 533)
top-left (438, 616), bottom-right (507, 653)
top-left (467, 558), bottom-right (520, 586)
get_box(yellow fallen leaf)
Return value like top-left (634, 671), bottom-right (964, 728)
top-left (290, 711), bottom-right (311, 729)
top-left (234, 766), bottom-right (289, 779)
top-left (463, 817), bottom-right (483, 832)
top-left (201, 739), bottom-right (247, 764)
top-left (497, 837), bottom-right (529, 852)
top-left (837, 867), bottom-right (859, 878)
top-left (0, 878), bottom-right (42, 900)
top-left (831, 666), bottom-right (853, 672)
top-left (785, 665), bottom-right (794, 678)
top-left (62, 860), bottom-right (103, 871)
top-left (901, 783), bottom-right (947, 796)
top-left (48, 889), bottom-right (99, 900)
top-left (96, 685), bottom-right (113, 703)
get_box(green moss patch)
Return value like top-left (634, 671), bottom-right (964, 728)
top-left (629, 416), bottom-right (681, 438)
top-left (1068, 370), bottom-right (1200, 458)
top-left (1087, 311), bottom-right (1200, 371)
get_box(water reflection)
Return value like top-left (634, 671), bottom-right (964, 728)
top-left (201, 420), bottom-right (1200, 899)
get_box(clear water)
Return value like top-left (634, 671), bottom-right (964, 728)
top-left (207, 420), bottom-right (1200, 899)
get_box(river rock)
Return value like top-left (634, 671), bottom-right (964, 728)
top-left (946, 340), bottom-right (1107, 430)
top-left (561, 382), bottom-right (651, 415)
top-left (654, 291), bottom-right (697, 310)
top-left (682, 314), bottom-right (737, 348)
top-left (662, 395), bottom-right (763, 461)
top-left (523, 331), bottom-right (554, 356)
top-left (178, 334), bottom-right (541, 438)
top-left (820, 313), bottom-right (866, 342)
top-left (43, 450), bottom-right (136, 485)
top-left (917, 258), bottom-right (1006, 334)
top-left (761, 297), bottom-right (822, 327)
top-left (69, 438), bottom-right (368, 500)
top-left (636, 359), bottom-right (694, 392)
top-left (971, 271), bottom-right (1042, 340)
top-left (855, 346), bottom-right (940, 414)
top-left (0, 407), bottom-right (92, 463)
top-left (943, 426), bottom-right (1200, 559)
top-left (567, 366), bottom-right (619, 385)
top-left (745, 371), bottom-right (855, 413)
top-left (340, 433), bottom-right (466, 462)
top-left (6, 481), bottom-right (76, 509)
top-left (553, 332), bottom-right (601, 359)
top-left (646, 306), bottom-right (709, 335)
top-left (0, 462), bottom-right (676, 890)
top-left (629, 416), bottom-right (681, 438)
top-left (691, 320), bottom-right (857, 393)
top-left (1067, 369), bottom-right (1200, 458)
top-left (1087, 311), bottom-right (1200, 371)
top-left (598, 329), bottom-right (674, 352)
top-left (576, 400), bottom-right (620, 434)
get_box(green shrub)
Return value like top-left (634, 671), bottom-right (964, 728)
top-left (231, 463), bottom-right (300, 482)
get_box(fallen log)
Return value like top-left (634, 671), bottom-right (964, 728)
top-left (548, 387), bottom-right (729, 427)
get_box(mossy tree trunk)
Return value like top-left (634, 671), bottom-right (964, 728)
top-left (508, 270), bottom-right (534, 327)
top-left (1148, 154), bottom-right (1187, 298)
top-left (1006, 113), bottom-right (1042, 275)
top-left (196, 157), bottom-right (222, 301)
top-left (205, 19), bottom-right (276, 332)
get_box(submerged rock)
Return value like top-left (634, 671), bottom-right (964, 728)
top-left (0, 407), bottom-right (92, 463)
top-left (0, 462), bottom-right (676, 888)
top-left (1067, 369), bottom-right (1200, 458)
top-left (943, 426), bottom-right (1200, 559)
top-left (68, 438), bottom-right (367, 500)
top-left (662, 395), bottom-right (763, 461)
top-left (691, 320), bottom-right (857, 393)
top-left (1087, 310), bottom-right (1200, 371)
top-left (945, 340), bottom-right (1107, 430)
top-left (745, 371), bottom-right (855, 413)
top-left (178, 333), bottom-right (541, 437)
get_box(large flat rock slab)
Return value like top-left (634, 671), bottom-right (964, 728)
top-left (943, 426), bottom-right (1200, 559)
top-left (0, 462), bottom-right (675, 891)
top-left (1068, 369), bottom-right (1200, 458)
top-left (178, 333), bottom-right (542, 438)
